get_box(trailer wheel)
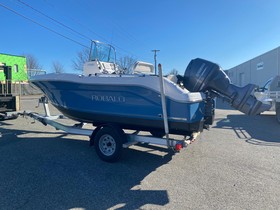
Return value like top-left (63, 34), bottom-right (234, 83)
top-left (94, 126), bottom-right (124, 162)
top-left (276, 107), bottom-right (280, 124)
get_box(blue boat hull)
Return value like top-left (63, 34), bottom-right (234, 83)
top-left (32, 77), bottom-right (206, 135)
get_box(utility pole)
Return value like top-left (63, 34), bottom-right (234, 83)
top-left (151, 49), bottom-right (160, 74)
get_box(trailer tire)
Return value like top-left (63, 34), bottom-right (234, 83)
top-left (276, 107), bottom-right (280, 124)
top-left (94, 126), bottom-right (124, 162)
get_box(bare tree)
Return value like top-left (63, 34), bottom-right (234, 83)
top-left (168, 68), bottom-right (179, 75)
top-left (52, 61), bottom-right (64, 73)
top-left (72, 48), bottom-right (90, 71)
top-left (72, 47), bottom-right (136, 74)
top-left (24, 54), bottom-right (42, 70)
top-left (117, 56), bottom-right (137, 73)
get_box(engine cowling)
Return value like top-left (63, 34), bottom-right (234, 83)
top-left (182, 58), bottom-right (271, 115)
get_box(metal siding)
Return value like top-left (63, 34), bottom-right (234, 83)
top-left (235, 61), bottom-right (251, 86)
top-left (278, 47), bottom-right (280, 75)
top-left (228, 46), bottom-right (280, 87)
top-left (228, 67), bottom-right (238, 84)
top-left (250, 48), bottom-right (278, 86)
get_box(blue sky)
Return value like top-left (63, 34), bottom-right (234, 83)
top-left (1, 0), bottom-right (280, 74)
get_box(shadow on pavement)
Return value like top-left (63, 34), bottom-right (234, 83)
top-left (214, 111), bottom-right (280, 146)
top-left (0, 127), bottom-right (172, 209)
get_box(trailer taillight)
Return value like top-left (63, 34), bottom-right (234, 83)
top-left (175, 143), bottom-right (183, 152)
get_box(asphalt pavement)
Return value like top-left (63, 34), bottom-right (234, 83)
top-left (0, 96), bottom-right (280, 210)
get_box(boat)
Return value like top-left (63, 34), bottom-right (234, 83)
top-left (30, 40), bottom-right (270, 137)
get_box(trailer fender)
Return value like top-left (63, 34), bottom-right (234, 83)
top-left (89, 126), bottom-right (102, 146)
top-left (89, 124), bottom-right (127, 146)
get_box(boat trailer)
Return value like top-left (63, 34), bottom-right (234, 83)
top-left (21, 96), bottom-right (198, 162)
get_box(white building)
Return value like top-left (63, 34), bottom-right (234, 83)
top-left (227, 46), bottom-right (280, 87)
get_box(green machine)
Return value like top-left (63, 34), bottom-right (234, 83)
top-left (0, 53), bottom-right (28, 82)
top-left (0, 53), bottom-right (26, 119)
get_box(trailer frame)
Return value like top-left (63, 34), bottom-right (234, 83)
top-left (21, 96), bottom-right (196, 162)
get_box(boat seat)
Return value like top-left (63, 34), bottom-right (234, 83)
top-left (132, 61), bottom-right (154, 75)
top-left (83, 60), bottom-right (102, 75)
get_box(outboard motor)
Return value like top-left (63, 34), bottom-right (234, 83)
top-left (182, 58), bottom-right (271, 115)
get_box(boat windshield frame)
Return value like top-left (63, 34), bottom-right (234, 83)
top-left (89, 40), bottom-right (116, 64)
